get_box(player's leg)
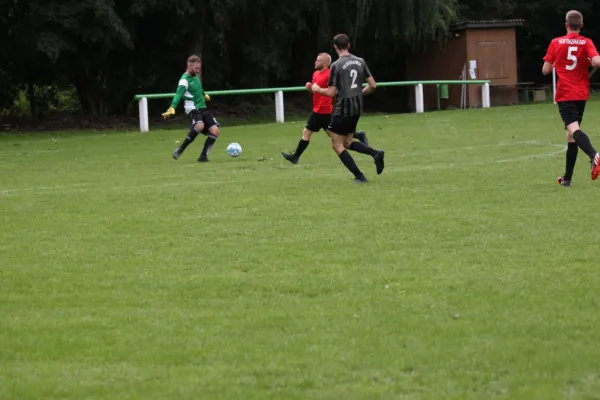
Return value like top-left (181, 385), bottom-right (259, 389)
top-left (282, 128), bottom-right (314, 164)
top-left (558, 102), bottom-right (582, 184)
top-left (564, 101), bottom-right (600, 180)
top-left (330, 132), bottom-right (367, 183)
top-left (353, 130), bottom-right (369, 145)
top-left (282, 113), bottom-right (324, 164)
top-left (198, 111), bottom-right (220, 162)
top-left (559, 128), bottom-right (578, 187)
top-left (342, 134), bottom-right (356, 152)
top-left (345, 117), bottom-right (385, 175)
top-left (576, 101), bottom-right (600, 180)
top-left (558, 101), bottom-right (579, 185)
top-left (296, 127), bottom-right (314, 155)
top-left (173, 111), bottom-right (204, 160)
top-left (328, 116), bottom-right (367, 183)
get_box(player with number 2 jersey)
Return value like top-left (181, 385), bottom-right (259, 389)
top-left (311, 34), bottom-right (384, 183)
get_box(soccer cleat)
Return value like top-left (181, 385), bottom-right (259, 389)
top-left (355, 130), bottom-right (369, 146)
top-left (198, 155), bottom-right (210, 162)
top-left (557, 176), bottom-right (572, 187)
top-left (592, 153), bottom-right (600, 181)
top-left (374, 150), bottom-right (385, 175)
top-left (281, 152), bottom-right (299, 165)
top-left (353, 174), bottom-right (368, 184)
top-left (172, 148), bottom-right (182, 160)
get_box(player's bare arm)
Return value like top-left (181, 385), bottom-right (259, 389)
top-left (362, 76), bottom-right (376, 95)
top-left (542, 61), bottom-right (554, 76)
top-left (311, 83), bottom-right (336, 98)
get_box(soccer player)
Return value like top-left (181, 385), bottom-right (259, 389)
top-left (162, 55), bottom-right (219, 162)
top-left (282, 53), bottom-right (369, 164)
top-left (311, 34), bottom-right (384, 183)
top-left (542, 10), bottom-right (600, 186)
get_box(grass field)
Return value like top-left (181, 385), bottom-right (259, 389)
top-left (1, 103), bottom-right (600, 399)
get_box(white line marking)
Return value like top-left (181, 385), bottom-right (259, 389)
top-left (0, 141), bottom-right (567, 197)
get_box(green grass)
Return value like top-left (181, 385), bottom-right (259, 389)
top-left (1, 103), bottom-right (600, 399)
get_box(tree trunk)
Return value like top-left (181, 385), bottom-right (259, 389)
top-left (27, 77), bottom-right (36, 122)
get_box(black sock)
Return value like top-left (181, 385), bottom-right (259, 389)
top-left (564, 142), bottom-right (578, 181)
top-left (179, 129), bottom-right (199, 152)
top-left (573, 130), bottom-right (597, 160)
top-left (294, 139), bottom-right (310, 158)
top-left (200, 134), bottom-right (217, 157)
top-left (338, 150), bottom-right (363, 178)
top-left (349, 141), bottom-right (377, 157)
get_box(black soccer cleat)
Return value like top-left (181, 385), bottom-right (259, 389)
top-left (172, 148), bottom-right (182, 160)
top-left (374, 150), bottom-right (385, 175)
top-left (281, 152), bottom-right (299, 165)
top-left (198, 155), bottom-right (210, 162)
top-left (355, 130), bottom-right (369, 146)
top-left (557, 176), bottom-right (571, 187)
top-left (353, 174), bottom-right (368, 184)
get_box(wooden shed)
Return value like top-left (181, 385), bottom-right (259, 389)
top-left (406, 19), bottom-right (524, 111)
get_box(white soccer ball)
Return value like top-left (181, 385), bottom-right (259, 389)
top-left (226, 142), bottom-right (242, 157)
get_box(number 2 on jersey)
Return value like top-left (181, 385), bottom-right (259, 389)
top-left (350, 69), bottom-right (358, 89)
top-left (566, 46), bottom-right (578, 71)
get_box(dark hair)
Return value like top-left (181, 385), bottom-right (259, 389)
top-left (333, 34), bottom-right (350, 50)
top-left (566, 10), bottom-right (583, 30)
top-left (187, 55), bottom-right (201, 65)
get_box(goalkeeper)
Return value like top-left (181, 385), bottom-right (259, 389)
top-left (162, 55), bottom-right (220, 162)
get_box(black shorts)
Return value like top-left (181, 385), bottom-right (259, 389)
top-left (305, 112), bottom-right (331, 132)
top-left (188, 108), bottom-right (219, 134)
top-left (327, 115), bottom-right (360, 135)
top-left (558, 101), bottom-right (586, 128)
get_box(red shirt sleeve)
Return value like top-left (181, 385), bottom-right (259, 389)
top-left (586, 39), bottom-right (599, 58)
top-left (543, 40), bottom-right (557, 64)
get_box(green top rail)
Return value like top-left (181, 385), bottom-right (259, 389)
top-left (133, 80), bottom-right (490, 100)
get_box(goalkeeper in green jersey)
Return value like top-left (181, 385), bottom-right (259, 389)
top-left (162, 55), bottom-right (220, 162)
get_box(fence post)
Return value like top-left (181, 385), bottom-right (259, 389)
top-left (139, 97), bottom-right (149, 132)
top-left (552, 68), bottom-right (557, 104)
top-left (275, 91), bottom-right (285, 123)
top-left (482, 83), bottom-right (490, 108)
top-left (415, 84), bottom-right (424, 113)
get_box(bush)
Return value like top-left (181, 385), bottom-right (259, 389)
top-left (0, 85), bottom-right (81, 117)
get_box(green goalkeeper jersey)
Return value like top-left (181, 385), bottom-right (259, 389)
top-left (170, 73), bottom-right (206, 114)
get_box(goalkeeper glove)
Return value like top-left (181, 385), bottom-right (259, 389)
top-left (162, 107), bottom-right (175, 119)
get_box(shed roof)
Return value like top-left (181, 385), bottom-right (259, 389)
top-left (452, 19), bottom-right (525, 31)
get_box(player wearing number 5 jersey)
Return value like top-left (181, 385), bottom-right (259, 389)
top-left (311, 34), bottom-right (384, 183)
top-left (542, 10), bottom-right (600, 186)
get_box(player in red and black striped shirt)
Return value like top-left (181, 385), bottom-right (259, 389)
top-left (542, 10), bottom-right (600, 185)
top-left (282, 53), bottom-right (369, 165)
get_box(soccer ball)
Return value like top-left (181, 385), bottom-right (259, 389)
top-left (226, 142), bottom-right (242, 157)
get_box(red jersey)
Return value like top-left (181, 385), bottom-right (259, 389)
top-left (544, 32), bottom-right (599, 101)
top-left (312, 69), bottom-right (333, 114)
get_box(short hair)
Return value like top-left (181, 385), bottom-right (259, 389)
top-left (319, 53), bottom-right (332, 67)
top-left (187, 55), bottom-right (201, 65)
top-left (566, 10), bottom-right (583, 30)
top-left (333, 34), bottom-right (350, 50)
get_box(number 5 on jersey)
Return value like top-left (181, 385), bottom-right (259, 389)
top-left (567, 46), bottom-right (578, 70)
